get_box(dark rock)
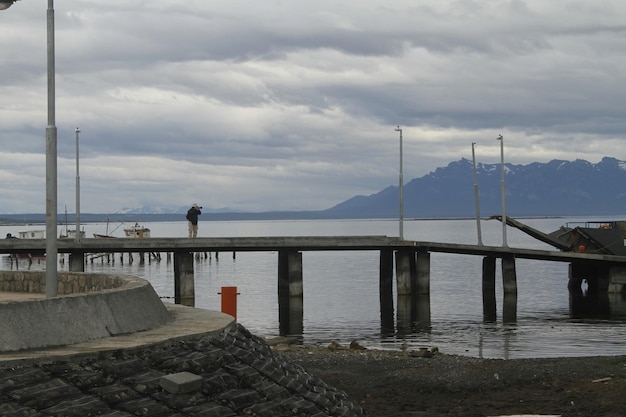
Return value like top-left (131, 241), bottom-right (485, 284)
top-left (0, 324), bottom-right (367, 417)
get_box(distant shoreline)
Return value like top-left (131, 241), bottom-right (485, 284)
top-left (0, 213), bottom-right (595, 227)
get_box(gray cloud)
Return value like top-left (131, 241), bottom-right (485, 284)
top-left (1, 0), bottom-right (625, 214)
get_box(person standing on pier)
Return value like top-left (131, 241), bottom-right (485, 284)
top-left (186, 203), bottom-right (202, 238)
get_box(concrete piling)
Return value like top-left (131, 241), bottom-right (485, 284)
top-left (379, 249), bottom-right (394, 332)
top-left (277, 250), bottom-right (304, 334)
top-left (68, 253), bottom-right (84, 272)
top-left (174, 251), bottom-right (195, 307)
top-left (416, 250), bottom-right (430, 295)
top-left (278, 250), bottom-right (303, 298)
top-left (395, 249), bottom-right (412, 295)
top-left (482, 256), bottom-right (497, 322)
top-left (502, 256), bottom-right (518, 295)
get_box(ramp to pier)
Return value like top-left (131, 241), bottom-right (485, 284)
top-left (489, 215), bottom-right (571, 251)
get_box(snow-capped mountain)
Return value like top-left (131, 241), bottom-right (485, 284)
top-left (325, 157), bottom-right (626, 218)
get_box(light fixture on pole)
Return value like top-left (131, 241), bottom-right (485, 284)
top-left (471, 142), bottom-right (483, 245)
top-left (75, 127), bottom-right (81, 242)
top-left (394, 126), bottom-right (404, 240)
top-left (497, 134), bottom-right (507, 247)
top-left (0, 0), bottom-right (18, 11)
top-left (0, 0), bottom-right (57, 296)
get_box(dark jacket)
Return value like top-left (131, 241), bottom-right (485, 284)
top-left (186, 207), bottom-right (201, 225)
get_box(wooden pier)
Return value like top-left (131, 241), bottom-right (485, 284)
top-left (1, 236), bottom-right (625, 327)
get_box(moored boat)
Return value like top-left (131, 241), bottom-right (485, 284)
top-left (18, 230), bottom-right (45, 239)
top-left (60, 229), bottom-right (85, 239)
top-left (10, 230), bottom-right (46, 258)
top-left (124, 223), bottom-right (150, 238)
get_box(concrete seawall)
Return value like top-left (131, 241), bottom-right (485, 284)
top-left (0, 271), bottom-right (171, 352)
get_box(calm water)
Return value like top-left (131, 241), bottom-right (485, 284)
top-left (3, 217), bottom-right (626, 359)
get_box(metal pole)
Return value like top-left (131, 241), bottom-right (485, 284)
top-left (75, 127), bottom-right (80, 242)
top-left (395, 126), bottom-right (404, 240)
top-left (471, 142), bottom-right (483, 245)
top-left (497, 135), bottom-right (507, 247)
top-left (45, 0), bottom-right (58, 296)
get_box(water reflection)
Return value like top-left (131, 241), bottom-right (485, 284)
top-left (396, 294), bottom-right (431, 334)
top-left (478, 323), bottom-right (518, 359)
top-left (503, 294), bottom-right (517, 323)
top-left (569, 291), bottom-right (626, 319)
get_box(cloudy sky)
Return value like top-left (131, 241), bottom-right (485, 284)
top-left (1, 0), bottom-right (625, 214)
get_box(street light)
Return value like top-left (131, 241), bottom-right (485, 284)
top-left (0, 0), bottom-right (18, 11)
top-left (394, 126), bottom-right (404, 240)
top-left (497, 134), bottom-right (507, 247)
top-left (45, 0), bottom-right (58, 295)
top-left (2, 0), bottom-right (58, 296)
top-left (471, 142), bottom-right (483, 245)
top-left (75, 127), bottom-right (81, 242)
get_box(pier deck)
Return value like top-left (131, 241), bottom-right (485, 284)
top-left (1, 236), bottom-right (625, 264)
top-left (1, 236), bottom-right (625, 326)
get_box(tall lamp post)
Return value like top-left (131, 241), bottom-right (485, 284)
top-left (45, 0), bottom-right (58, 295)
top-left (471, 142), bottom-right (483, 245)
top-left (75, 127), bottom-right (81, 242)
top-left (2, 0), bottom-right (58, 296)
top-left (394, 126), bottom-right (404, 240)
top-left (497, 134), bottom-right (507, 247)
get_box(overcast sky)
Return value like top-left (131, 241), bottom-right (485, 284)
top-left (1, 0), bottom-right (625, 214)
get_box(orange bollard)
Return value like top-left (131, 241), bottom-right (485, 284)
top-left (218, 286), bottom-right (240, 320)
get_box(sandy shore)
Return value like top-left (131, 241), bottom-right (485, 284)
top-left (276, 344), bottom-right (626, 417)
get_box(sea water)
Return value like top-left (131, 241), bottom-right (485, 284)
top-left (3, 216), bottom-right (626, 359)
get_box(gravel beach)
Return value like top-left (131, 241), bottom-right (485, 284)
top-left (277, 343), bottom-right (626, 417)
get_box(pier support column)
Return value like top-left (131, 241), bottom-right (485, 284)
top-left (173, 251), bottom-right (195, 307)
top-left (278, 250), bottom-right (303, 335)
top-left (608, 266), bottom-right (626, 294)
top-left (568, 263), bottom-right (586, 294)
top-left (379, 249), bottom-right (394, 333)
top-left (68, 252), bottom-right (85, 272)
top-left (416, 250), bottom-right (430, 295)
top-left (395, 249), bottom-right (431, 333)
top-left (278, 250), bottom-right (303, 298)
top-left (414, 251), bottom-right (431, 330)
top-left (502, 256), bottom-right (517, 295)
top-left (482, 256), bottom-right (496, 322)
top-left (502, 256), bottom-right (517, 323)
top-left (568, 262), bottom-right (613, 317)
top-left (568, 262), bottom-right (610, 296)
top-left (395, 250), bottom-right (412, 295)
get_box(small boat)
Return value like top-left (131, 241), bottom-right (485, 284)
top-left (12, 230), bottom-right (46, 259)
top-left (93, 233), bottom-right (116, 238)
top-left (18, 230), bottom-right (45, 239)
top-left (60, 229), bottom-right (85, 239)
top-left (124, 223), bottom-right (150, 238)
top-left (93, 218), bottom-right (123, 238)
top-left (59, 206), bottom-right (85, 239)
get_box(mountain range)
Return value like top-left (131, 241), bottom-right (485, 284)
top-left (1, 157), bottom-right (624, 223)
top-left (327, 156), bottom-right (626, 218)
